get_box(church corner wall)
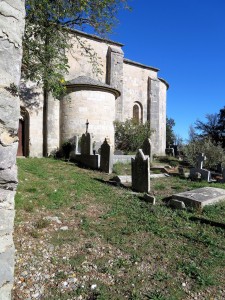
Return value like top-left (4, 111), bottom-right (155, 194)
top-left (107, 46), bottom-right (124, 121)
top-left (0, 1), bottom-right (25, 299)
top-left (20, 82), bottom-right (44, 157)
top-left (148, 77), bottom-right (167, 156)
top-left (47, 94), bottom-right (60, 155)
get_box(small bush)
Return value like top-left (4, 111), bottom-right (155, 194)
top-left (114, 119), bottom-right (152, 153)
top-left (182, 138), bottom-right (225, 169)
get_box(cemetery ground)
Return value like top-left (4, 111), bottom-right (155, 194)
top-left (13, 158), bottom-right (225, 300)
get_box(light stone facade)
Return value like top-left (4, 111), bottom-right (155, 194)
top-left (0, 1), bottom-right (25, 299)
top-left (20, 29), bottom-right (169, 157)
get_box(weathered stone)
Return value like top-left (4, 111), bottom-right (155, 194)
top-left (190, 167), bottom-right (211, 182)
top-left (0, 234), bottom-right (13, 254)
top-left (80, 133), bottom-right (92, 155)
top-left (172, 187), bottom-right (225, 209)
top-left (0, 246), bottom-right (14, 286)
top-left (0, 208), bottom-right (15, 235)
top-left (196, 153), bottom-right (206, 169)
top-left (0, 165), bottom-right (18, 190)
top-left (0, 282), bottom-right (13, 300)
top-left (142, 138), bottom-right (152, 162)
top-left (0, 89), bottom-right (20, 131)
top-left (132, 149), bottom-right (150, 193)
top-left (0, 1), bottom-right (25, 297)
top-left (143, 193), bottom-right (155, 204)
top-left (0, 142), bottom-right (18, 170)
top-left (169, 199), bottom-right (186, 210)
top-left (0, 189), bottom-right (15, 210)
top-left (100, 138), bottom-right (113, 174)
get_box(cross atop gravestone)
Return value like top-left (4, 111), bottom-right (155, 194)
top-left (86, 119), bottom-right (89, 134)
top-left (196, 153), bottom-right (206, 169)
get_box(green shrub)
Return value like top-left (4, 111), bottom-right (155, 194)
top-left (182, 138), bottom-right (225, 169)
top-left (114, 119), bottom-right (152, 153)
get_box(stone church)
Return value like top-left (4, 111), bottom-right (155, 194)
top-left (18, 29), bottom-right (169, 157)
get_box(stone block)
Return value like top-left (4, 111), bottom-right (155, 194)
top-left (143, 193), bottom-right (155, 204)
top-left (0, 282), bottom-right (13, 300)
top-left (0, 143), bottom-right (18, 170)
top-left (0, 208), bottom-right (15, 235)
top-left (0, 246), bottom-right (14, 286)
top-left (0, 89), bottom-right (20, 130)
top-left (0, 234), bottom-right (13, 254)
top-left (0, 165), bottom-right (18, 190)
top-left (169, 199), bottom-right (186, 209)
top-left (190, 168), bottom-right (211, 182)
top-left (172, 187), bottom-right (225, 209)
top-left (0, 189), bottom-right (15, 210)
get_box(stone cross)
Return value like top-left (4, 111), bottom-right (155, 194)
top-left (85, 119), bottom-right (89, 133)
top-left (196, 153), bottom-right (206, 169)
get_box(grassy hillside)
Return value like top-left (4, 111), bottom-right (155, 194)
top-left (13, 158), bottom-right (225, 300)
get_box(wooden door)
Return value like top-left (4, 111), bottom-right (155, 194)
top-left (17, 119), bottom-right (24, 156)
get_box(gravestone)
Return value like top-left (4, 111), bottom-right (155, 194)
top-left (74, 135), bottom-right (80, 154)
top-left (171, 187), bottom-right (225, 209)
top-left (196, 153), bottom-right (206, 169)
top-left (165, 148), bottom-right (175, 156)
top-left (190, 152), bottom-right (211, 182)
top-left (142, 138), bottom-right (152, 162)
top-left (100, 138), bottom-right (113, 173)
top-left (80, 133), bottom-right (92, 155)
top-left (216, 163), bottom-right (223, 174)
top-left (131, 149), bottom-right (150, 193)
top-left (223, 169), bottom-right (225, 183)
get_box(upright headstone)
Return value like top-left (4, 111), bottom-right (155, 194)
top-left (190, 153), bottom-right (211, 182)
top-left (74, 135), bottom-right (80, 154)
top-left (222, 168), bottom-right (225, 183)
top-left (142, 138), bottom-right (152, 162)
top-left (196, 153), bottom-right (206, 169)
top-left (216, 163), bottom-right (223, 174)
top-left (80, 133), bottom-right (92, 155)
top-left (132, 149), bottom-right (150, 193)
top-left (0, 1), bottom-right (25, 299)
top-left (100, 138), bottom-right (113, 173)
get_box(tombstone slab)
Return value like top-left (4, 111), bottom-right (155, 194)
top-left (172, 187), bottom-right (225, 209)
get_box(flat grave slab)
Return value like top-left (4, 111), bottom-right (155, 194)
top-left (172, 187), bottom-right (225, 209)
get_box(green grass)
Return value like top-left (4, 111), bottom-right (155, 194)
top-left (14, 158), bottom-right (225, 300)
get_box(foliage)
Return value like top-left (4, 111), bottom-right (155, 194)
top-left (182, 138), bottom-right (225, 169)
top-left (114, 119), bottom-right (152, 153)
top-left (23, 0), bottom-right (129, 98)
top-left (193, 106), bottom-right (225, 148)
top-left (166, 117), bottom-right (176, 147)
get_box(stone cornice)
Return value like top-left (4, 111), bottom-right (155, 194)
top-left (158, 77), bottom-right (169, 90)
top-left (123, 58), bottom-right (159, 72)
top-left (65, 76), bottom-right (121, 98)
top-left (67, 28), bottom-right (124, 47)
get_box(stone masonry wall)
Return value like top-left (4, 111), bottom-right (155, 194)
top-left (123, 62), bottom-right (158, 122)
top-left (0, 1), bottom-right (25, 299)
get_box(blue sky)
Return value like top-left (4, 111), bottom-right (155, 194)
top-left (107, 0), bottom-right (225, 142)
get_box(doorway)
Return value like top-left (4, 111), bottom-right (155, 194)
top-left (17, 108), bottom-right (29, 157)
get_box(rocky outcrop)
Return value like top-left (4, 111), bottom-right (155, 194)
top-left (0, 1), bottom-right (25, 299)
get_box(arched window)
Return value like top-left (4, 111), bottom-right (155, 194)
top-left (132, 102), bottom-right (143, 124)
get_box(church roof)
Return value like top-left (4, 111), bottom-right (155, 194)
top-left (65, 76), bottom-right (121, 98)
